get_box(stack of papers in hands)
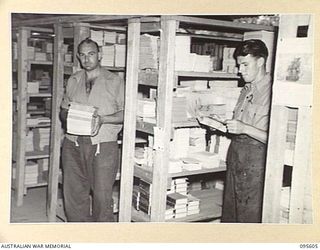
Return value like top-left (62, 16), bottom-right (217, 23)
top-left (197, 116), bottom-right (227, 133)
top-left (67, 102), bottom-right (98, 135)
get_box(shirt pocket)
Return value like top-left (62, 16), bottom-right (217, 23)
top-left (247, 103), bottom-right (269, 131)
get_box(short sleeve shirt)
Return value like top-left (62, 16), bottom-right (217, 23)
top-left (61, 67), bottom-right (124, 144)
top-left (233, 74), bottom-right (272, 132)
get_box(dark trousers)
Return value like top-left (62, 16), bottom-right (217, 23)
top-left (221, 135), bottom-right (267, 223)
top-left (62, 137), bottom-right (119, 222)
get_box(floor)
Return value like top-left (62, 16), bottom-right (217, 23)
top-left (10, 187), bottom-right (49, 223)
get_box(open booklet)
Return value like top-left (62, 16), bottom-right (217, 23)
top-left (197, 115), bottom-right (227, 133)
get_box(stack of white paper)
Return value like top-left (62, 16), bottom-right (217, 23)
top-left (101, 45), bottom-right (115, 67)
top-left (189, 151), bottom-right (220, 169)
top-left (90, 30), bottom-right (104, 46)
top-left (33, 127), bottom-right (50, 151)
top-left (170, 128), bottom-right (190, 159)
top-left (67, 102), bottom-right (97, 135)
top-left (175, 36), bottom-right (191, 71)
top-left (172, 97), bottom-right (188, 123)
top-left (181, 157), bottom-right (202, 171)
top-left (193, 55), bottom-right (211, 72)
top-left (114, 44), bottom-right (126, 67)
top-left (187, 194), bottom-right (200, 215)
top-left (168, 159), bottom-right (183, 174)
top-left (25, 161), bottom-right (39, 185)
top-left (139, 34), bottom-right (159, 69)
top-left (137, 98), bottom-right (156, 118)
top-left (27, 81), bottom-right (40, 93)
top-left (188, 128), bottom-right (206, 154)
top-left (103, 31), bottom-right (117, 44)
top-left (180, 80), bottom-right (208, 91)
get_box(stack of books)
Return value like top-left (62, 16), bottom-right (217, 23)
top-left (173, 178), bottom-right (188, 195)
top-left (27, 81), bottom-right (40, 93)
top-left (38, 158), bottom-right (49, 172)
top-left (33, 127), bottom-right (50, 151)
top-left (25, 161), bottom-right (39, 185)
top-left (101, 45), bottom-right (115, 67)
top-left (67, 102), bottom-right (98, 136)
top-left (167, 192), bottom-right (188, 219)
top-left (136, 179), bottom-right (153, 215)
top-left (187, 194), bottom-right (200, 215)
top-left (222, 47), bottom-right (237, 73)
top-left (165, 205), bottom-right (175, 220)
top-left (139, 34), bottom-right (159, 70)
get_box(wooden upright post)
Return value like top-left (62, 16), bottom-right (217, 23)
top-left (150, 17), bottom-right (176, 221)
top-left (15, 27), bottom-right (29, 206)
top-left (47, 23), bottom-right (64, 222)
top-left (118, 18), bottom-right (140, 222)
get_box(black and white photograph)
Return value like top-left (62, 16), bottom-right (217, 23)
top-left (10, 13), bottom-right (314, 226)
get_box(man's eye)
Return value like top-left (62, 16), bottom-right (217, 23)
top-left (89, 52), bottom-right (96, 56)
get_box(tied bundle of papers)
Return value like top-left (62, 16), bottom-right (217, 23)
top-left (197, 115), bottom-right (227, 133)
top-left (67, 102), bottom-right (98, 136)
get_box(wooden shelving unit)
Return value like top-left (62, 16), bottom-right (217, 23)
top-left (119, 15), bottom-right (276, 222)
top-left (262, 14), bottom-right (313, 224)
top-left (13, 26), bottom-right (54, 206)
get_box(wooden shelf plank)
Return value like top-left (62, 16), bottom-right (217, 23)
top-left (29, 60), bottom-right (53, 65)
top-left (176, 70), bottom-right (240, 79)
top-left (25, 150), bottom-right (50, 160)
top-left (27, 123), bottom-right (51, 128)
top-left (28, 92), bottom-right (52, 98)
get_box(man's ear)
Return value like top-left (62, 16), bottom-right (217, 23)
top-left (98, 51), bottom-right (102, 61)
top-left (257, 57), bottom-right (265, 68)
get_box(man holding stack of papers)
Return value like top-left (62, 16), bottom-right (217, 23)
top-left (60, 38), bottom-right (124, 222)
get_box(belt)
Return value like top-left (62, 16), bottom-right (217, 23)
top-left (232, 134), bottom-right (265, 147)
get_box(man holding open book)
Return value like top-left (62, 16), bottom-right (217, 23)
top-left (60, 38), bottom-right (124, 222)
top-left (220, 40), bottom-right (271, 223)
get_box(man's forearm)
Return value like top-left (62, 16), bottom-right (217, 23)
top-left (100, 110), bottom-right (124, 125)
top-left (244, 124), bottom-right (268, 144)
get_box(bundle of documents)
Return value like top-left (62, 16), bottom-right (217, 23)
top-left (168, 159), bottom-right (183, 174)
top-left (193, 55), bottom-right (211, 72)
top-left (27, 81), bottom-right (40, 93)
top-left (189, 151), bottom-right (220, 169)
top-left (103, 31), bottom-right (117, 44)
top-left (101, 45), bottom-right (115, 66)
top-left (170, 128), bottom-right (190, 159)
top-left (188, 128), bottom-right (206, 153)
top-left (114, 44), bottom-right (126, 67)
top-left (187, 194), bottom-right (200, 216)
top-left (137, 98), bottom-right (156, 118)
top-left (167, 192), bottom-right (188, 219)
top-left (175, 36), bottom-right (191, 71)
top-left (90, 30), bottom-right (104, 46)
top-left (181, 157), bottom-right (202, 171)
top-left (137, 179), bottom-right (153, 215)
top-left (139, 34), bottom-right (159, 69)
top-left (222, 47), bottom-right (237, 73)
top-left (173, 178), bottom-right (189, 195)
top-left (67, 102), bottom-right (98, 136)
top-left (180, 80), bottom-right (208, 91)
top-left (197, 116), bottom-right (227, 133)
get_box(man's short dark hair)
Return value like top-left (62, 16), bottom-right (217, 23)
top-left (233, 39), bottom-right (268, 62)
top-left (77, 37), bottom-right (100, 53)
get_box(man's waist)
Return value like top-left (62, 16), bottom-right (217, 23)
top-left (232, 134), bottom-right (265, 146)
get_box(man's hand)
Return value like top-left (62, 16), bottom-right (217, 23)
top-left (91, 115), bottom-right (101, 136)
top-left (225, 119), bottom-right (247, 135)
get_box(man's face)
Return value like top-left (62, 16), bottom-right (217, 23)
top-left (236, 54), bottom-right (262, 83)
top-left (78, 42), bottom-right (101, 71)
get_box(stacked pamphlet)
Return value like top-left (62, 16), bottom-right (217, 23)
top-left (67, 102), bottom-right (98, 135)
